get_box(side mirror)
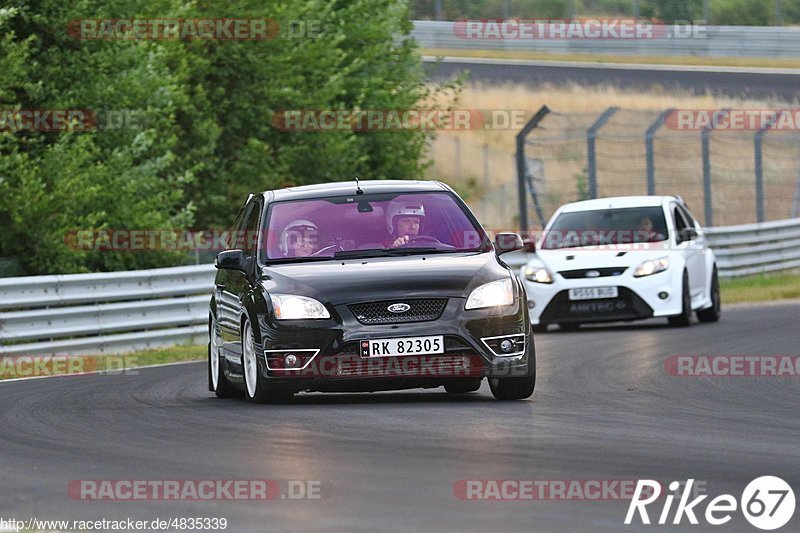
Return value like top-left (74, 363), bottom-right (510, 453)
top-left (679, 228), bottom-right (698, 243)
top-left (494, 233), bottom-right (524, 254)
top-left (215, 249), bottom-right (246, 271)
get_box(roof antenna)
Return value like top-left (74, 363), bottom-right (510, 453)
top-left (355, 177), bottom-right (363, 195)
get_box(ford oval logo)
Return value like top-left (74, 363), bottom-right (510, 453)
top-left (585, 270), bottom-right (601, 278)
top-left (388, 303), bottom-right (411, 314)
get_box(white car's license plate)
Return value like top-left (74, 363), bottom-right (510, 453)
top-left (360, 336), bottom-right (444, 357)
top-left (568, 287), bottom-right (619, 300)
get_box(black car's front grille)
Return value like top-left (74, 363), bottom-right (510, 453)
top-left (558, 267), bottom-right (627, 279)
top-left (348, 299), bottom-right (447, 325)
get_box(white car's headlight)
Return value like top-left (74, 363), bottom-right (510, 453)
top-left (465, 279), bottom-right (515, 310)
top-left (270, 294), bottom-right (330, 319)
top-left (524, 265), bottom-right (554, 284)
top-left (633, 257), bottom-right (669, 277)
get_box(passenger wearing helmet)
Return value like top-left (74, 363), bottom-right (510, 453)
top-left (280, 219), bottom-right (318, 258)
top-left (386, 200), bottom-right (425, 248)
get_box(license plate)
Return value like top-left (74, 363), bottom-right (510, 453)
top-left (568, 287), bottom-right (618, 300)
top-left (360, 336), bottom-right (444, 357)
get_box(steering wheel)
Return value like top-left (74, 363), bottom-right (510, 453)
top-left (399, 235), bottom-right (454, 249)
top-left (311, 243), bottom-right (344, 257)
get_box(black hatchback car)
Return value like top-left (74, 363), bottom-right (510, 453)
top-left (208, 180), bottom-right (536, 402)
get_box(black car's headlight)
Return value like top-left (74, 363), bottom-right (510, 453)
top-left (269, 294), bottom-right (330, 319)
top-left (465, 279), bottom-right (514, 310)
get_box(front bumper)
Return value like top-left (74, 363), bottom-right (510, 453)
top-left (249, 297), bottom-right (535, 392)
top-left (523, 267), bottom-right (684, 324)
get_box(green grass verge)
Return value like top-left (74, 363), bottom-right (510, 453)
top-left (422, 47), bottom-right (800, 70)
top-left (0, 344), bottom-right (205, 381)
top-left (721, 272), bottom-right (800, 304)
top-left (118, 344), bottom-right (206, 367)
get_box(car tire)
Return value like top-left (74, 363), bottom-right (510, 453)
top-left (558, 322), bottom-right (580, 332)
top-left (696, 267), bottom-right (721, 323)
top-left (668, 271), bottom-right (692, 328)
top-left (241, 317), bottom-right (293, 404)
top-left (209, 314), bottom-right (237, 398)
top-left (488, 375), bottom-right (535, 401)
top-left (531, 323), bottom-right (548, 333)
top-left (444, 378), bottom-right (482, 394)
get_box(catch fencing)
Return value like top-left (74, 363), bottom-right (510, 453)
top-left (429, 107), bottom-right (800, 231)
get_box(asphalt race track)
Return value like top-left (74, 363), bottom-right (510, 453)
top-left (423, 57), bottom-right (800, 102)
top-left (1, 303), bottom-right (798, 532)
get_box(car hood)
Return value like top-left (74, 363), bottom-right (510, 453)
top-left (261, 252), bottom-right (511, 304)
top-left (530, 245), bottom-right (671, 272)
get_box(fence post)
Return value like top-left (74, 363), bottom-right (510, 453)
top-left (754, 119), bottom-right (775, 223)
top-left (587, 107), bottom-right (619, 199)
top-left (702, 127), bottom-right (713, 227)
top-left (645, 109), bottom-right (672, 196)
top-left (516, 106), bottom-right (550, 233)
top-left (793, 165), bottom-right (800, 218)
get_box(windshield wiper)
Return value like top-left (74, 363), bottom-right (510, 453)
top-left (265, 256), bottom-right (333, 264)
top-left (333, 247), bottom-right (454, 259)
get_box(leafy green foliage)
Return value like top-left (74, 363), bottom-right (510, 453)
top-left (0, 0), bottom-right (452, 274)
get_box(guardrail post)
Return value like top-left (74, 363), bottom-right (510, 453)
top-left (587, 107), bottom-right (619, 200)
top-left (645, 109), bottom-right (672, 196)
top-left (516, 105), bottom-right (550, 232)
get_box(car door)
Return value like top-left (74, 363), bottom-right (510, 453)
top-left (217, 199), bottom-right (260, 358)
top-left (672, 202), bottom-right (705, 303)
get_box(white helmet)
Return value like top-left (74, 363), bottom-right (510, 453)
top-left (386, 200), bottom-right (425, 234)
top-left (279, 219), bottom-right (317, 255)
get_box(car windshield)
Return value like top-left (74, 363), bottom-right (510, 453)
top-left (541, 206), bottom-right (668, 250)
top-left (261, 191), bottom-right (490, 261)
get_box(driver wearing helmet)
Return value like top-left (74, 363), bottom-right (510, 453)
top-left (280, 219), bottom-right (318, 258)
top-left (386, 200), bottom-right (425, 248)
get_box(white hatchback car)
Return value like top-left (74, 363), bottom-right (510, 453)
top-left (521, 196), bottom-right (720, 331)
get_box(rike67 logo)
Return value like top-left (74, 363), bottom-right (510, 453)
top-left (626, 477), bottom-right (795, 530)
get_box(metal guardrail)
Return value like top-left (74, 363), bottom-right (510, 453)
top-left (1, 219), bottom-right (797, 355)
top-left (704, 218), bottom-right (800, 277)
top-left (0, 265), bottom-right (215, 356)
top-left (411, 21), bottom-right (800, 58)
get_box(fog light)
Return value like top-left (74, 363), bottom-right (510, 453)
top-left (658, 291), bottom-right (669, 300)
top-left (284, 354), bottom-right (298, 367)
top-left (500, 339), bottom-right (515, 353)
top-left (527, 300), bottom-right (535, 309)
